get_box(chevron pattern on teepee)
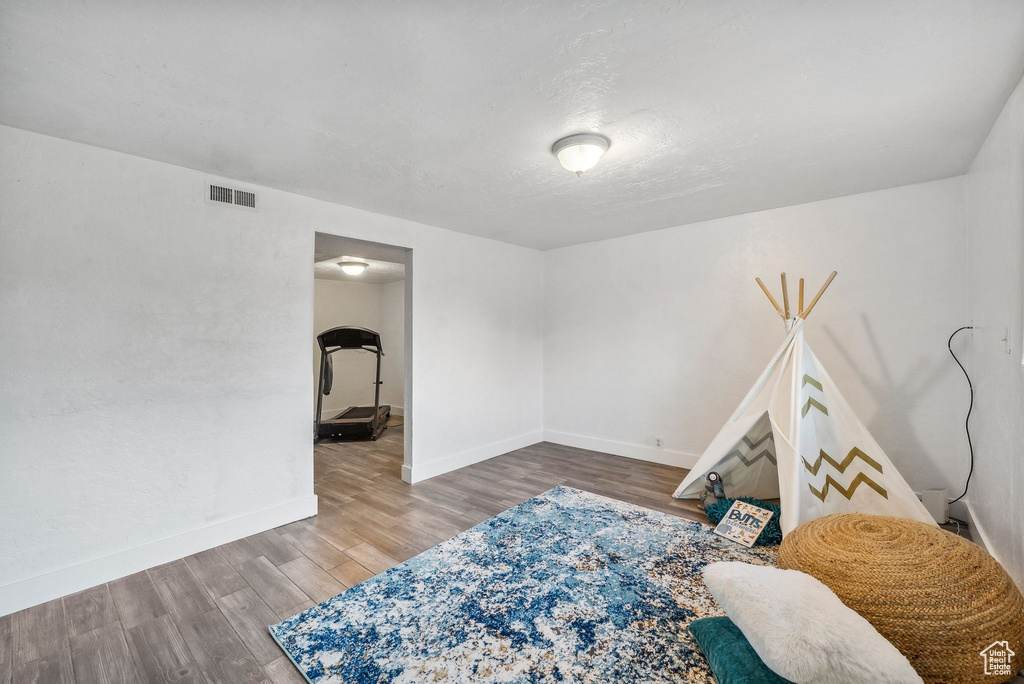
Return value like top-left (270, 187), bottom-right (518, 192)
top-left (800, 373), bottom-right (828, 417)
top-left (802, 447), bottom-right (882, 476)
top-left (800, 396), bottom-right (828, 417)
top-left (804, 448), bottom-right (887, 501)
top-left (801, 374), bottom-right (823, 391)
top-left (721, 431), bottom-right (777, 467)
top-left (807, 472), bottom-right (889, 501)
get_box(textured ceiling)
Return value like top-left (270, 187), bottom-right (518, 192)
top-left (3, 1), bottom-right (1024, 250)
top-left (314, 233), bottom-right (406, 284)
top-left (314, 257), bottom-right (405, 284)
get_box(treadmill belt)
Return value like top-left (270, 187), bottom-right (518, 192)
top-left (326, 406), bottom-right (380, 422)
top-left (341, 406), bottom-right (377, 419)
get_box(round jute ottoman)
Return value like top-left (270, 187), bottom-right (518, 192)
top-left (779, 514), bottom-right (1024, 683)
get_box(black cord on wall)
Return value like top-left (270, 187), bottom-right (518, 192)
top-left (947, 326), bottom-right (974, 504)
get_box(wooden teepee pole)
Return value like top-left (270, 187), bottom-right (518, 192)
top-left (755, 277), bottom-right (785, 319)
top-left (780, 273), bottom-right (790, 319)
top-left (798, 278), bottom-right (805, 316)
top-left (799, 271), bottom-right (837, 320)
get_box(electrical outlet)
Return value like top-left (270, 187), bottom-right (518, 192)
top-left (655, 436), bottom-right (664, 448)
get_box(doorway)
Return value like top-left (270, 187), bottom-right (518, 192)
top-left (312, 233), bottom-right (410, 483)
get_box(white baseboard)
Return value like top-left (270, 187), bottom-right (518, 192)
top-left (0, 494), bottom-right (318, 617)
top-left (390, 406), bottom-right (404, 417)
top-left (543, 430), bottom-right (700, 469)
top-left (402, 430), bottom-right (543, 484)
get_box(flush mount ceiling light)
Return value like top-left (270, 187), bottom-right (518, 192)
top-left (552, 133), bottom-right (610, 176)
top-left (339, 261), bottom-right (369, 275)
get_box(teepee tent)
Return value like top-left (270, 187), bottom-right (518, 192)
top-left (673, 272), bottom-right (936, 536)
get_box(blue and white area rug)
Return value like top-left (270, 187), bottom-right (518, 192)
top-left (270, 485), bottom-right (777, 683)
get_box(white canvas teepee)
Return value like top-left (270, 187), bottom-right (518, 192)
top-left (673, 273), bottom-right (936, 536)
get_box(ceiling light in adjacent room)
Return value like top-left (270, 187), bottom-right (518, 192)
top-left (552, 133), bottom-right (610, 176)
top-left (339, 261), bottom-right (369, 275)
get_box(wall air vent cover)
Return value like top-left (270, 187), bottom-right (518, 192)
top-left (204, 182), bottom-right (258, 211)
top-left (234, 190), bottom-right (256, 209)
top-left (209, 184), bottom-right (233, 204)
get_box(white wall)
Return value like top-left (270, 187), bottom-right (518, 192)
top-left (0, 125), bottom-right (544, 615)
top-left (312, 278), bottom-right (404, 416)
top-left (379, 279), bottom-right (406, 413)
top-left (964, 74), bottom-right (1024, 588)
top-left (544, 177), bottom-right (968, 497)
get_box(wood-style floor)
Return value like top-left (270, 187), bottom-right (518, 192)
top-left (0, 425), bottom-right (698, 684)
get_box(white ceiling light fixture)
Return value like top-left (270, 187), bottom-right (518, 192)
top-left (552, 133), bottom-right (610, 176)
top-left (339, 261), bottom-right (369, 275)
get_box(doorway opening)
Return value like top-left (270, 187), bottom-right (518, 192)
top-left (312, 233), bottom-right (410, 485)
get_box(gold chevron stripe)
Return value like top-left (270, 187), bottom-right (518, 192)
top-left (802, 374), bottom-right (823, 391)
top-left (808, 472), bottom-right (888, 501)
top-left (802, 448), bottom-right (882, 476)
top-left (801, 397), bottom-right (828, 417)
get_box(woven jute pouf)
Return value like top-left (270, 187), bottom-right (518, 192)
top-left (779, 514), bottom-right (1024, 683)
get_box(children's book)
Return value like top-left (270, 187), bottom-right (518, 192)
top-left (712, 500), bottom-right (774, 547)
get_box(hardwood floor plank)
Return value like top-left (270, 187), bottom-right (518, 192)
top-left (215, 588), bottom-right (282, 666)
top-left (303, 517), bottom-right (364, 553)
top-left (63, 585), bottom-right (118, 641)
top-left (274, 602), bottom-right (314, 622)
top-left (333, 500), bottom-right (403, 530)
top-left (346, 493), bottom-right (409, 520)
top-left (312, 487), bottom-right (357, 509)
top-left (245, 531), bottom-right (303, 567)
top-left (277, 558), bottom-right (345, 604)
top-left (108, 571), bottom-right (168, 631)
top-left (383, 523), bottom-right (444, 553)
top-left (11, 648), bottom-right (73, 684)
top-left (263, 656), bottom-right (306, 684)
top-left (218, 538), bottom-right (261, 567)
top-left (68, 622), bottom-right (138, 684)
top-left (401, 499), bottom-right (479, 531)
top-left (236, 558), bottom-right (308, 616)
top-left (274, 518), bottom-right (316, 537)
top-left (185, 547), bottom-right (248, 599)
top-left (327, 561), bottom-right (374, 589)
top-left (148, 561), bottom-right (216, 624)
top-left (343, 543), bottom-right (399, 575)
top-left (1, 613), bottom-right (12, 684)
top-left (178, 611), bottom-right (266, 684)
top-left (12, 598), bottom-right (67, 665)
top-left (124, 614), bottom-right (203, 684)
top-left (344, 525), bottom-right (421, 562)
top-left (275, 526), bottom-right (350, 570)
top-left (629, 494), bottom-right (704, 522)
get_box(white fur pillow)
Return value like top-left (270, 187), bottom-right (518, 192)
top-left (702, 562), bottom-right (922, 684)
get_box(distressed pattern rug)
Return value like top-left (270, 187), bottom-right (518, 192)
top-left (270, 486), bottom-right (777, 683)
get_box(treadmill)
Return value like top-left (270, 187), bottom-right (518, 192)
top-left (315, 326), bottom-right (391, 441)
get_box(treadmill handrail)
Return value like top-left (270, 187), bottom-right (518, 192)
top-left (324, 345), bottom-right (383, 355)
top-left (317, 326), bottom-right (384, 354)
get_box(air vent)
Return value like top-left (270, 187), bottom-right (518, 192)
top-left (234, 190), bottom-right (255, 208)
top-left (209, 184), bottom-right (233, 204)
top-left (205, 182), bottom-right (258, 211)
